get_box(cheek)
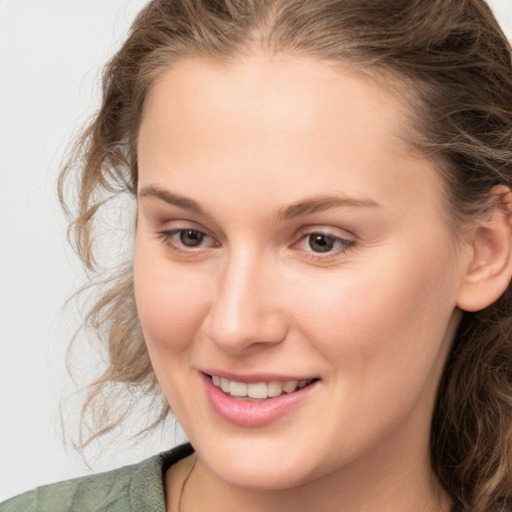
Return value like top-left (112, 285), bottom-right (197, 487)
top-left (288, 243), bottom-right (459, 384)
top-left (133, 246), bottom-right (211, 355)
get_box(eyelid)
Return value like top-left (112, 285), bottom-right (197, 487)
top-left (294, 224), bottom-right (356, 242)
top-left (155, 221), bottom-right (220, 254)
top-left (156, 230), bottom-right (218, 255)
top-left (154, 221), bottom-right (356, 259)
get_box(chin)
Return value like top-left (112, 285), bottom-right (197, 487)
top-left (210, 459), bottom-right (317, 491)
top-left (190, 433), bottom-right (328, 491)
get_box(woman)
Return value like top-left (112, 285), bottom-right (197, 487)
top-left (3, 0), bottom-right (512, 510)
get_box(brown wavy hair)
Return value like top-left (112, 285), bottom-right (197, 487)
top-left (59, 0), bottom-right (512, 509)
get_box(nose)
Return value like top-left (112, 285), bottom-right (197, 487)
top-left (202, 250), bottom-right (288, 354)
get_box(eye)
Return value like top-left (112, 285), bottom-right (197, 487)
top-left (156, 227), bottom-right (218, 252)
top-left (179, 229), bottom-right (207, 247)
top-left (295, 231), bottom-right (355, 255)
top-left (307, 233), bottom-right (338, 253)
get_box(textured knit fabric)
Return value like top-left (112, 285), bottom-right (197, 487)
top-left (0, 443), bottom-right (194, 512)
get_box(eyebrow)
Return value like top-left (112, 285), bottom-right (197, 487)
top-left (275, 195), bottom-right (380, 221)
top-left (138, 185), bottom-right (380, 221)
top-left (139, 185), bottom-right (208, 216)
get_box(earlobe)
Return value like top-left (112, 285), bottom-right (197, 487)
top-left (457, 186), bottom-right (512, 312)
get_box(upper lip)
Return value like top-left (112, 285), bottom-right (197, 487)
top-left (201, 369), bottom-right (318, 384)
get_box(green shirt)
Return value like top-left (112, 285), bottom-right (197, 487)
top-left (0, 444), bottom-right (194, 512)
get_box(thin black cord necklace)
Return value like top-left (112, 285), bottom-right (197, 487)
top-left (177, 456), bottom-right (197, 512)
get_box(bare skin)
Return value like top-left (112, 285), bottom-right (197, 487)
top-left (135, 54), bottom-right (512, 512)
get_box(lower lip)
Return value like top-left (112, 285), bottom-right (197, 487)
top-left (202, 373), bottom-right (318, 427)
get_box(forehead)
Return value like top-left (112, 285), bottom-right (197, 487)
top-left (137, 55), bottom-right (444, 219)
top-left (140, 54), bottom-right (411, 149)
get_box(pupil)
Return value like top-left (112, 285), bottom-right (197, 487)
top-left (180, 230), bottom-right (204, 247)
top-left (308, 234), bottom-right (334, 252)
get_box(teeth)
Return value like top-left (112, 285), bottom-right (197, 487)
top-left (220, 377), bottom-right (230, 393)
top-left (247, 382), bottom-right (268, 399)
top-left (211, 376), bottom-right (313, 399)
top-left (267, 381), bottom-right (283, 397)
top-left (229, 381), bottom-right (247, 397)
top-left (282, 380), bottom-right (298, 393)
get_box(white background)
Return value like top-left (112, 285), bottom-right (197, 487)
top-left (1, 0), bottom-right (511, 501)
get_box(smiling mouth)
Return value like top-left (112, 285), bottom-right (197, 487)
top-left (207, 374), bottom-right (317, 401)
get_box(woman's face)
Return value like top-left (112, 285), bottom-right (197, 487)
top-left (134, 55), bottom-right (468, 491)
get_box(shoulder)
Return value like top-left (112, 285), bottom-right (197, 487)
top-left (0, 443), bottom-right (194, 512)
top-left (0, 460), bottom-right (152, 512)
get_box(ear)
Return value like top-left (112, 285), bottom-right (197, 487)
top-left (457, 185), bottom-right (512, 312)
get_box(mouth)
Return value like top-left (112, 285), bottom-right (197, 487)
top-left (202, 372), bottom-right (320, 427)
top-left (206, 373), bottom-right (318, 401)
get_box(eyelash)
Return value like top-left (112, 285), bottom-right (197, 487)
top-left (293, 232), bottom-right (356, 259)
top-left (156, 228), bottom-right (356, 259)
top-left (156, 228), bottom-right (218, 254)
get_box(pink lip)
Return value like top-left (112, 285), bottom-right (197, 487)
top-left (201, 372), bottom-right (318, 427)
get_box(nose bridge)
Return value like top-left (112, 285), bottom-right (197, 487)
top-left (203, 246), bottom-right (286, 352)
